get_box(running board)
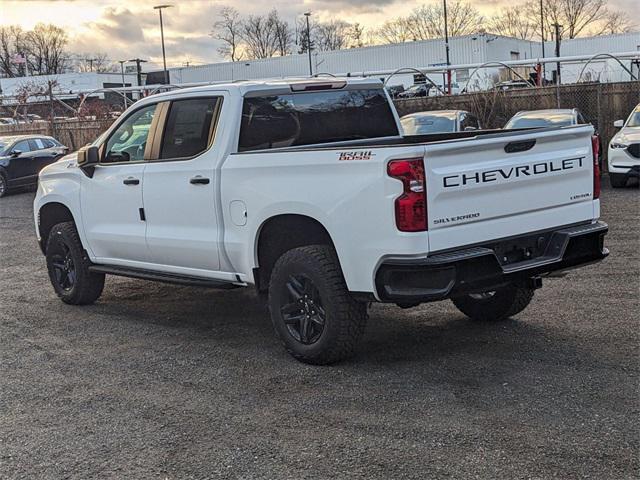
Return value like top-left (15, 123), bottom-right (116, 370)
top-left (88, 265), bottom-right (241, 289)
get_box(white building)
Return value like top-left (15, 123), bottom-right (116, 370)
top-left (166, 32), bottom-right (640, 89)
top-left (0, 71), bottom-right (140, 104)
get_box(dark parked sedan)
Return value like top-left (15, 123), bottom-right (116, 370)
top-left (0, 135), bottom-right (68, 197)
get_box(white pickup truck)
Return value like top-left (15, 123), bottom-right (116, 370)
top-left (34, 78), bottom-right (608, 364)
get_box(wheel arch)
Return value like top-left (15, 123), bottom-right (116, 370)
top-left (37, 202), bottom-right (79, 254)
top-left (253, 213), bottom-right (337, 292)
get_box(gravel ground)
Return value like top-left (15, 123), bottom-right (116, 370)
top-left (0, 178), bottom-right (638, 479)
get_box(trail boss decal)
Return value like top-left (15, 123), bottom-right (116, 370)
top-left (338, 150), bottom-right (375, 161)
top-left (443, 157), bottom-right (585, 188)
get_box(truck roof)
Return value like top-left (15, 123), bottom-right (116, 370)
top-left (145, 77), bottom-right (385, 103)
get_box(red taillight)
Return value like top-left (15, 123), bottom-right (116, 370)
top-left (387, 158), bottom-right (427, 232)
top-left (592, 135), bottom-right (600, 199)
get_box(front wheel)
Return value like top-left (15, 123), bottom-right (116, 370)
top-left (45, 221), bottom-right (105, 305)
top-left (451, 284), bottom-right (534, 322)
top-left (0, 172), bottom-right (7, 198)
top-left (268, 245), bottom-right (368, 365)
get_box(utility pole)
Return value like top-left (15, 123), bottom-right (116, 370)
top-left (127, 58), bottom-right (147, 88)
top-left (154, 4), bottom-right (173, 84)
top-left (443, 0), bottom-right (451, 94)
top-left (48, 80), bottom-right (55, 138)
top-left (553, 23), bottom-right (562, 84)
top-left (552, 22), bottom-right (562, 108)
top-left (539, 0), bottom-right (545, 83)
top-left (118, 60), bottom-right (127, 110)
top-left (304, 12), bottom-right (313, 76)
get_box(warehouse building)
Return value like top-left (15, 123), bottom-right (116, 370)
top-left (0, 71), bottom-right (140, 105)
top-left (162, 32), bottom-right (639, 89)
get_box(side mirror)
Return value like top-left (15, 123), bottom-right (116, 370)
top-left (10, 149), bottom-right (22, 158)
top-left (613, 119), bottom-right (624, 128)
top-left (76, 145), bottom-right (99, 177)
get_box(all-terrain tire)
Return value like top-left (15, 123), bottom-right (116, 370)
top-left (45, 221), bottom-right (105, 305)
top-left (609, 173), bottom-right (627, 188)
top-left (268, 245), bottom-right (368, 365)
top-left (451, 284), bottom-right (534, 322)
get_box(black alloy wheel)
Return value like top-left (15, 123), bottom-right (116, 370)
top-left (49, 237), bottom-right (77, 291)
top-left (45, 221), bottom-right (105, 305)
top-left (280, 274), bottom-right (326, 345)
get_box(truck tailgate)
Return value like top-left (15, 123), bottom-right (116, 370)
top-left (425, 126), bottom-right (597, 252)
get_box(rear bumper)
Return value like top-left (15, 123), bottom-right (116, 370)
top-left (375, 221), bottom-right (608, 304)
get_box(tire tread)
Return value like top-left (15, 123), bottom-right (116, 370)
top-left (269, 245), bottom-right (367, 365)
top-left (46, 221), bottom-right (105, 305)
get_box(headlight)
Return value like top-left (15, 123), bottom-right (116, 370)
top-left (610, 142), bottom-right (629, 149)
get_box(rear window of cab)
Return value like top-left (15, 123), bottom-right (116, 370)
top-left (238, 88), bottom-right (398, 152)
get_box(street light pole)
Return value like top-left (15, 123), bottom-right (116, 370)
top-left (304, 12), bottom-right (313, 76)
top-left (443, 0), bottom-right (451, 94)
top-left (154, 4), bottom-right (173, 84)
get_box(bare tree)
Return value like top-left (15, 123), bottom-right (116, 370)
top-left (315, 20), bottom-right (351, 51)
top-left (376, 2), bottom-right (483, 44)
top-left (348, 23), bottom-right (366, 48)
top-left (408, 2), bottom-right (483, 39)
top-left (23, 23), bottom-right (69, 74)
top-left (597, 11), bottom-right (636, 35)
top-left (525, 0), bottom-right (632, 39)
top-left (269, 10), bottom-right (293, 57)
top-left (489, 7), bottom-right (536, 40)
top-left (376, 18), bottom-right (414, 43)
top-left (239, 10), bottom-right (294, 59)
top-left (295, 17), bottom-right (315, 54)
top-left (74, 52), bottom-right (114, 73)
top-left (0, 25), bottom-right (25, 77)
top-left (212, 6), bottom-right (244, 62)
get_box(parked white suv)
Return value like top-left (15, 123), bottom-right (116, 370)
top-left (608, 104), bottom-right (640, 188)
top-left (34, 78), bottom-right (608, 364)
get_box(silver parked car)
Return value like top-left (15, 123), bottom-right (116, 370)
top-left (400, 110), bottom-right (482, 135)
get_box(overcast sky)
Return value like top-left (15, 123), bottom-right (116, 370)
top-left (2, 0), bottom-right (638, 70)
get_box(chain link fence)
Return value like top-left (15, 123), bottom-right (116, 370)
top-left (1, 79), bottom-right (638, 168)
top-left (393, 81), bottom-right (640, 168)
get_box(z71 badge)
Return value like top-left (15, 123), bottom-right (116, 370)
top-left (338, 150), bottom-right (375, 161)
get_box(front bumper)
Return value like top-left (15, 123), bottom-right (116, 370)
top-left (375, 221), bottom-right (608, 304)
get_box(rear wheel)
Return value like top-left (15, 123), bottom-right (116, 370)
top-left (45, 221), bottom-right (105, 305)
top-left (609, 173), bottom-right (627, 188)
top-left (451, 284), bottom-right (534, 322)
top-left (268, 245), bottom-right (368, 365)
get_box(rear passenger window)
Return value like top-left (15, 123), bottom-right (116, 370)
top-left (42, 138), bottom-right (55, 148)
top-left (160, 98), bottom-right (221, 159)
top-left (34, 139), bottom-right (45, 149)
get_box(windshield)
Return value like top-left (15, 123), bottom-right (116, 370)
top-left (0, 142), bottom-right (6, 154)
top-left (505, 112), bottom-right (574, 129)
top-left (626, 106), bottom-right (640, 127)
top-left (401, 114), bottom-right (456, 135)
